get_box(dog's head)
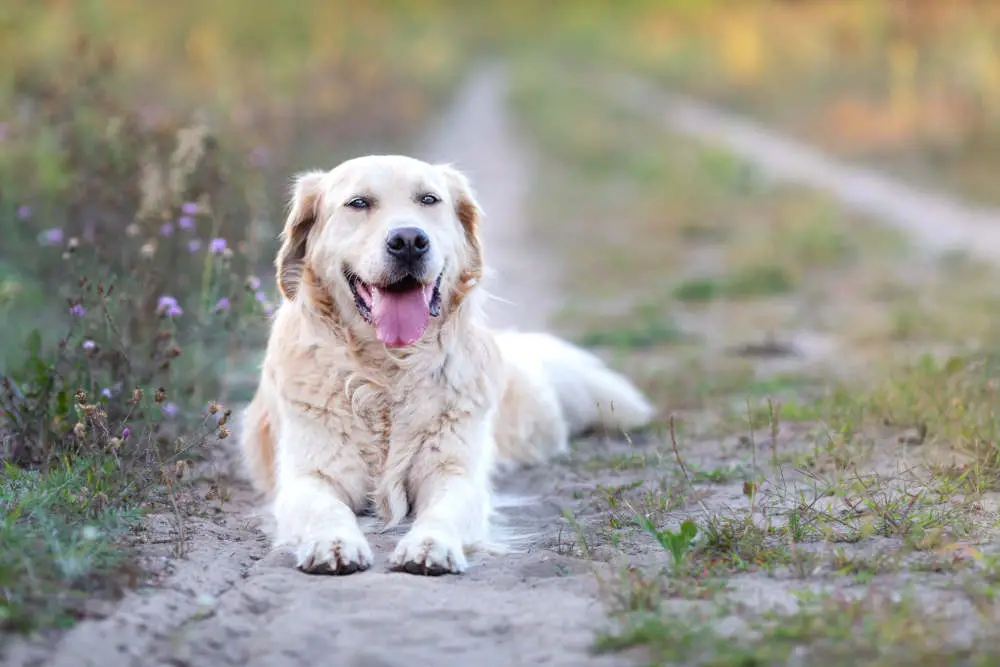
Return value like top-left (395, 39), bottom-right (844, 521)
top-left (275, 155), bottom-right (484, 347)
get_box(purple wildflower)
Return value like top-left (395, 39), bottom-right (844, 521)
top-left (17, 205), bottom-right (30, 219)
top-left (178, 215), bottom-right (195, 231)
top-left (157, 295), bottom-right (178, 312)
top-left (82, 339), bottom-right (96, 350)
top-left (101, 388), bottom-right (112, 399)
top-left (214, 297), bottom-right (230, 313)
top-left (159, 222), bottom-right (175, 237)
top-left (69, 304), bottom-right (86, 317)
top-left (187, 239), bottom-right (202, 253)
top-left (42, 228), bottom-right (64, 246)
top-left (181, 202), bottom-right (198, 215)
top-left (255, 290), bottom-right (267, 302)
top-left (122, 426), bottom-right (131, 440)
top-left (247, 276), bottom-right (261, 291)
top-left (162, 402), bottom-right (179, 418)
top-left (208, 238), bottom-right (227, 254)
top-left (156, 295), bottom-right (183, 317)
top-left (263, 303), bottom-right (275, 317)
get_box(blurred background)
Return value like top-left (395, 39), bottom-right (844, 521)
top-left (3, 0), bottom-right (1000, 434)
top-left (7, 0), bottom-right (1000, 636)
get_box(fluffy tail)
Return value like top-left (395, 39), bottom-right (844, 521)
top-left (495, 331), bottom-right (656, 438)
top-left (240, 391), bottom-right (278, 498)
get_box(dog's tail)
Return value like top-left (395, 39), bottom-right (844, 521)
top-left (240, 391), bottom-right (278, 498)
top-left (496, 331), bottom-right (656, 438)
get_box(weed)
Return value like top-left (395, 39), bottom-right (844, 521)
top-left (861, 352), bottom-right (1000, 488)
top-left (698, 515), bottom-right (784, 571)
top-left (0, 459), bottom-right (143, 631)
top-left (829, 549), bottom-right (898, 583)
top-left (636, 516), bottom-right (699, 573)
top-left (690, 464), bottom-right (744, 484)
top-left (579, 318), bottom-right (688, 350)
top-left (597, 588), bottom-right (1000, 666)
top-left (673, 265), bottom-right (794, 303)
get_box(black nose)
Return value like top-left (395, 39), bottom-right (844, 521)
top-left (385, 226), bottom-right (430, 265)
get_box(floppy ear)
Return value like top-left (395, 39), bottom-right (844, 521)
top-left (276, 170), bottom-right (325, 300)
top-left (437, 164), bottom-right (484, 303)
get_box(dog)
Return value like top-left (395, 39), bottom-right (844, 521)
top-left (240, 154), bottom-right (655, 576)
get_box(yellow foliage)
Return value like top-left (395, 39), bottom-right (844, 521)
top-left (7, 0), bottom-right (1000, 183)
top-left (184, 24), bottom-right (222, 80)
top-left (970, 38), bottom-right (1000, 110)
top-left (887, 38), bottom-right (918, 117)
top-left (716, 16), bottom-right (765, 84)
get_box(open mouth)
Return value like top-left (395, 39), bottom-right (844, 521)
top-left (346, 269), bottom-right (442, 347)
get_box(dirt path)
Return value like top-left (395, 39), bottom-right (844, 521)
top-left (417, 62), bottom-right (560, 332)
top-left (612, 74), bottom-right (1000, 263)
top-left (2, 66), bottom-right (638, 667)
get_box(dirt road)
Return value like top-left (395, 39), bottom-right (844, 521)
top-left (613, 73), bottom-right (1000, 263)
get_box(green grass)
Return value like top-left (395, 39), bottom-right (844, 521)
top-left (673, 266), bottom-right (795, 303)
top-left (861, 353), bottom-right (1000, 488)
top-left (596, 590), bottom-right (1000, 667)
top-left (590, 450), bottom-right (999, 662)
top-left (689, 464), bottom-right (745, 484)
top-left (578, 305), bottom-right (691, 350)
top-left (0, 459), bottom-right (143, 632)
top-left (572, 347), bottom-right (1000, 660)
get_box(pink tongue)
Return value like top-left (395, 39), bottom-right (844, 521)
top-left (372, 287), bottom-right (430, 347)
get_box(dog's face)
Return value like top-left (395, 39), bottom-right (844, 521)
top-left (276, 155), bottom-right (484, 347)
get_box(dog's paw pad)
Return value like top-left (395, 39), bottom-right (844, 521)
top-left (398, 559), bottom-right (452, 577)
top-left (296, 535), bottom-right (373, 576)
top-left (391, 529), bottom-right (466, 576)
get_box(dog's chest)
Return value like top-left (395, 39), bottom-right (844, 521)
top-left (333, 377), bottom-right (441, 471)
top-left (280, 343), bottom-right (477, 473)
top-left (343, 375), bottom-right (464, 474)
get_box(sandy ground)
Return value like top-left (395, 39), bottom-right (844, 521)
top-left (1, 65), bottom-right (639, 667)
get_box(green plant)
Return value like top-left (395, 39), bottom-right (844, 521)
top-left (0, 33), bottom-right (272, 634)
top-left (636, 516), bottom-right (699, 572)
top-left (672, 265), bottom-right (794, 303)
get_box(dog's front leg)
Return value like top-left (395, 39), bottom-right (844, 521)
top-left (273, 416), bottom-right (373, 575)
top-left (390, 417), bottom-right (494, 576)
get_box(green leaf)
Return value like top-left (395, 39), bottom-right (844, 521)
top-left (679, 519), bottom-right (699, 543)
top-left (25, 329), bottom-right (42, 360)
top-left (943, 355), bottom-right (966, 376)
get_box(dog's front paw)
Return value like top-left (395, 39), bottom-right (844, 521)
top-left (295, 531), bottom-right (374, 575)
top-left (391, 526), bottom-right (467, 576)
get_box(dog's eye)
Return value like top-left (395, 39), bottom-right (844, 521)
top-left (345, 197), bottom-right (370, 210)
top-left (418, 193), bottom-right (440, 206)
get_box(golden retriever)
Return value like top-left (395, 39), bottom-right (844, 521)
top-left (240, 155), bottom-right (654, 576)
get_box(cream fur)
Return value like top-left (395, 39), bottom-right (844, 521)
top-left (240, 154), bottom-right (655, 576)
